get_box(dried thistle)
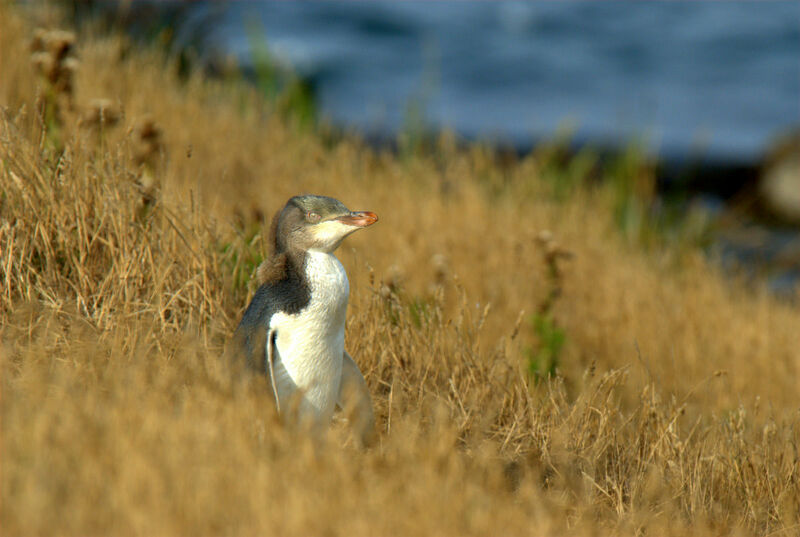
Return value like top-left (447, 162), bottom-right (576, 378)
top-left (525, 230), bottom-right (575, 382)
top-left (427, 253), bottom-right (450, 295)
top-left (30, 28), bottom-right (79, 140)
top-left (133, 116), bottom-right (164, 167)
top-left (131, 116), bottom-right (165, 207)
top-left (80, 98), bottom-right (122, 131)
top-left (535, 230), bottom-right (574, 314)
top-left (384, 263), bottom-right (405, 293)
top-left (30, 28), bottom-right (78, 99)
top-left (431, 253), bottom-right (449, 284)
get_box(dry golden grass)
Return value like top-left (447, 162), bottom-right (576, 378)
top-left (2, 5), bottom-right (799, 536)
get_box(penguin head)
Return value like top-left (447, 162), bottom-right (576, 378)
top-left (273, 194), bottom-right (378, 254)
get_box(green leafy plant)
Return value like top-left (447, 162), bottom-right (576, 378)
top-left (526, 312), bottom-right (566, 382)
top-left (525, 231), bottom-right (573, 383)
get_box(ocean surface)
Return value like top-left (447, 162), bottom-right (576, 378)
top-left (174, 1), bottom-right (800, 163)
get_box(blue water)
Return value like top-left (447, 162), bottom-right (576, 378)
top-left (183, 1), bottom-right (800, 162)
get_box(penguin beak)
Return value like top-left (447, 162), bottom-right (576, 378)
top-left (336, 211), bottom-right (378, 228)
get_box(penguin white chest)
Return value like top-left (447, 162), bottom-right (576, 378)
top-left (270, 250), bottom-right (349, 420)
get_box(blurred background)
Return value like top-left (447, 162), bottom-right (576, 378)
top-left (72, 0), bottom-right (800, 296)
top-left (195, 2), bottom-right (799, 162)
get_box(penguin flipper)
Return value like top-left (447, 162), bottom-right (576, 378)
top-left (338, 351), bottom-right (376, 446)
top-left (229, 280), bottom-right (308, 411)
top-left (227, 284), bottom-right (280, 386)
top-left (266, 328), bottom-right (280, 412)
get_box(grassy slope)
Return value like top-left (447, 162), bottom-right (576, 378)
top-left (1, 6), bottom-right (798, 536)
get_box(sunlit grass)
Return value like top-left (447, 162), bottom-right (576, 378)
top-left (1, 6), bottom-right (799, 536)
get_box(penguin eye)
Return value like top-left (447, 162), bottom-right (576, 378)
top-left (307, 211), bottom-right (321, 223)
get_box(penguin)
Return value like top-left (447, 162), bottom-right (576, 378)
top-left (228, 194), bottom-right (378, 444)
